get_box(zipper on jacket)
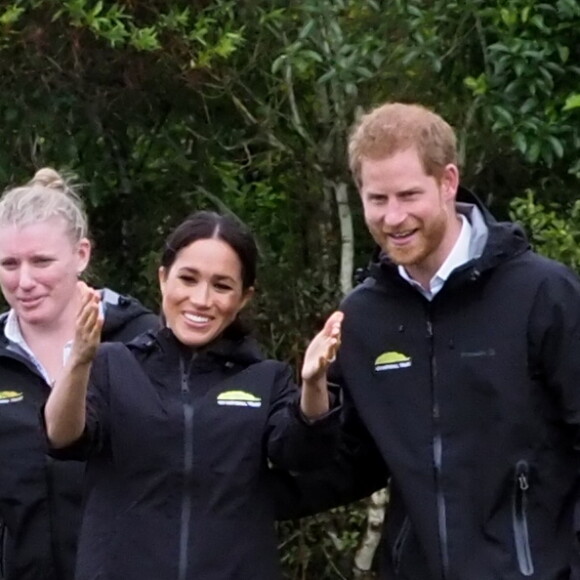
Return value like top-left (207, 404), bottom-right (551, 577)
top-left (392, 515), bottom-right (411, 574)
top-left (0, 520), bottom-right (5, 578)
top-left (427, 318), bottom-right (450, 579)
top-left (178, 354), bottom-right (196, 580)
top-left (512, 461), bottom-right (534, 576)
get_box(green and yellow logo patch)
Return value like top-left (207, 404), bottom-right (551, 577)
top-left (217, 390), bottom-right (262, 408)
top-left (0, 390), bottom-right (24, 404)
top-left (374, 351), bottom-right (412, 371)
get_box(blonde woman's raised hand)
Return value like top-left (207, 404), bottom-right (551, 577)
top-left (71, 281), bottom-right (103, 366)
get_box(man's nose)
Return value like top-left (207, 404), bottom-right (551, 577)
top-left (382, 201), bottom-right (407, 228)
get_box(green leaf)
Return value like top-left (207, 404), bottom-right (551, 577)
top-left (530, 14), bottom-right (548, 32)
top-left (514, 61), bottom-right (525, 77)
top-left (563, 94), bottom-right (580, 112)
top-left (407, 4), bottom-right (422, 18)
top-left (298, 19), bottom-right (315, 40)
top-left (514, 133), bottom-right (527, 155)
top-left (527, 140), bottom-right (542, 163)
top-left (303, 49), bottom-right (323, 63)
top-left (271, 54), bottom-right (286, 74)
top-left (547, 136), bottom-right (564, 159)
top-left (500, 8), bottom-right (516, 27)
top-left (0, 5), bottom-right (25, 25)
top-left (504, 79), bottom-right (520, 95)
top-left (521, 6), bottom-right (530, 23)
top-left (355, 66), bottom-right (373, 79)
top-left (557, 45), bottom-right (570, 63)
top-left (541, 146), bottom-right (553, 167)
top-left (538, 67), bottom-right (554, 89)
top-left (493, 105), bottom-right (514, 126)
top-left (92, 1), bottom-right (103, 17)
top-left (520, 98), bottom-right (537, 114)
top-left (317, 68), bottom-right (336, 83)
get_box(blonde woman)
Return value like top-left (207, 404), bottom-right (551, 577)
top-left (0, 169), bottom-right (158, 580)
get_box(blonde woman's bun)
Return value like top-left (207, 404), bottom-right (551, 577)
top-left (30, 167), bottom-right (66, 190)
top-left (0, 167), bottom-right (88, 241)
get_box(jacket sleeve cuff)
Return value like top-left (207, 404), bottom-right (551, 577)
top-left (294, 385), bottom-right (342, 426)
top-left (39, 404), bottom-right (92, 461)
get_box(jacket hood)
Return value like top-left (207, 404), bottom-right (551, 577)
top-left (100, 288), bottom-right (155, 337)
top-left (366, 185), bottom-right (530, 281)
top-left (456, 186), bottom-right (530, 274)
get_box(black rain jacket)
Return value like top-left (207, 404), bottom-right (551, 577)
top-left (47, 327), bottom-right (339, 580)
top-left (276, 190), bottom-right (580, 580)
top-left (0, 290), bottom-right (158, 580)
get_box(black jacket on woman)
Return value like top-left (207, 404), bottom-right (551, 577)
top-left (48, 326), bottom-right (339, 580)
top-left (0, 290), bottom-right (158, 580)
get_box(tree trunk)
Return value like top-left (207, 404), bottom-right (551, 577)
top-left (333, 180), bottom-right (354, 295)
top-left (353, 488), bottom-right (388, 577)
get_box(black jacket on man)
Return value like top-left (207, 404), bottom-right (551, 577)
top-left (0, 290), bottom-right (158, 580)
top-left (277, 191), bottom-right (580, 580)
top-left (46, 327), bottom-right (339, 580)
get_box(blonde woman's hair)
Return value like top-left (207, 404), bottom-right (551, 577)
top-left (0, 168), bottom-right (88, 242)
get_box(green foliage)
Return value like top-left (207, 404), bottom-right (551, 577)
top-left (278, 501), bottom-right (371, 580)
top-left (509, 191), bottom-right (580, 272)
top-left (461, 0), bottom-right (580, 174)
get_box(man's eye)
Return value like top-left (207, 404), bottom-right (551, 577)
top-left (0, 260), bottom-right (18, 269)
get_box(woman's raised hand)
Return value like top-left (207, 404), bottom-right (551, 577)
top-left (71, 281), bottom-right (103, 366)
top-left (301, 311), bottom-right (344, 384)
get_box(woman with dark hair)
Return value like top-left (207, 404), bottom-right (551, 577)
top-left (43, 211), bottom-right (343, 580)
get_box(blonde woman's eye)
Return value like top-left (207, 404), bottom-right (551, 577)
top-left (0, 259), bottom-right (18, 269)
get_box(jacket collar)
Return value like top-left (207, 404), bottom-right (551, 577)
top-left (129, 326), bottom-right (264, 369)
top-left (368, 185), bottom-right (530, 284)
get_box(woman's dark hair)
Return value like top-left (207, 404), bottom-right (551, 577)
top-left (161, 211), bottom-right (257, 289)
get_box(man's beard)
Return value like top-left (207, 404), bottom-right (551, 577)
top-left (383, 209), bottom-right (448, 267)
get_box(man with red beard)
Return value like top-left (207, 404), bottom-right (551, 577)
top-left (276, 102), bottom-right (580, 580)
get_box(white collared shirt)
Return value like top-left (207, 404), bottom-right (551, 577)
top-left (398, 214), bottom-right (472, 301)
top-left (4, 310), bottom-right (72, 386)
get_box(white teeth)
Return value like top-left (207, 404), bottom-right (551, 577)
top-left (391, 231), bottom-right (414, 238)
top-left (184, 313), bottom-right (210, 323)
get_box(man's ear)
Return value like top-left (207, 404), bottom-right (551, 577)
top-left (441, 163), bottom-right (460, 202)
